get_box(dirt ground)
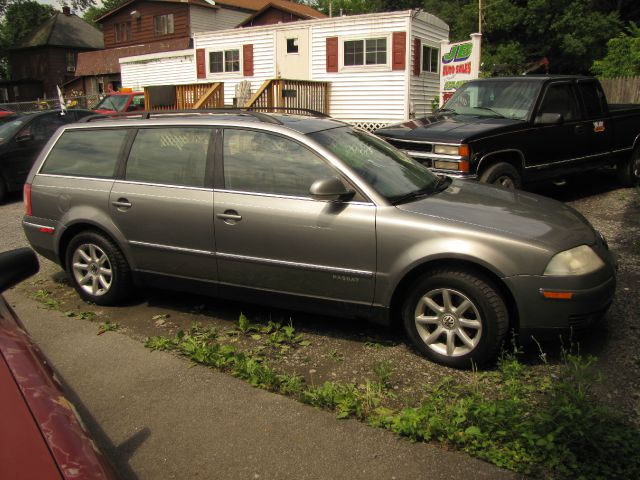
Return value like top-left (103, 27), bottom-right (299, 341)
top-left (6, 169), bottom-right (640, 423)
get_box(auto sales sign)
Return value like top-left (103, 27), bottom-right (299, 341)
top-left (439, 33), bottom-right (482, 105)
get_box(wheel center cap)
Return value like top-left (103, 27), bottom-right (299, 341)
top-left (89, 263), bottom-right (98, 274)
top-left (441, 313), bottom-right (457, 330)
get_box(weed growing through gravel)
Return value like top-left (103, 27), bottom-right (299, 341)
top-left (145, 316), bottom-right (640, 479)
top-left (32, 289), bottom-right (60, 310)
top-left (97, 321), bottom-right (119, 335)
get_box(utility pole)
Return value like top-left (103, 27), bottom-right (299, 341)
top-left (478, 0), bottom-right (482, 34)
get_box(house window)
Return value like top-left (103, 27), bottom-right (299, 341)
top-left (343, 38), bottom-right (387, 67)
top-left (115, 22), bottom-right (131, 43)
top-left (66, 52), bottom-right (76, 72)
top-left (422, 45), bottom-right (439, 73)
top-left (209, 49), bottom-right (240, 73)
top-left (154, 14), bottom-right (174, 36)
top-left (287, 38), bottom-right (298, 54)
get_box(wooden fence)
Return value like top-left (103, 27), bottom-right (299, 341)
top-left (244, 79), bottom-right (330, 114)
top-left (599, 77), bottom-right (640, 104)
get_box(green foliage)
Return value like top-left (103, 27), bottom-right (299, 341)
top-left (0, 1), bottom-right (55, 48)
top-left (592, 22), bottom-right (640, 77)
top-left (83, 0), bottom-right (128, 27)
top-left (302, 380), bottom-right (387, 419)
top-left (97, 321), bottom-right (119, 334)
top-left (32, 289), bottom-right (60, 310)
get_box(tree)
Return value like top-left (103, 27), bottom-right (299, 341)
top-left (82, 0), bottom-right (128, 27)
top-left (0, 0), bottom-right (54, 48)
top-left (592, 22), bottom-right (640, 77)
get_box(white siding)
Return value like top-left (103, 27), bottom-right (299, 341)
top-left (195, 29), bottom-right (275, 106)
top-left (120, 50), bottom-right (196, 90)
top-left (410, 11), bottom-right (449, 118)
top-left (190, 6), bottom-right (250, 33)
top-left (310, 12), bottom-right (410, 125)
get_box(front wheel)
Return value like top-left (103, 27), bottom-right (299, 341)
top-left (402, 269), bottom-right (509, 368)
top-left (66, 231), bottom-right (132, 305)
top-left (479, 162), bottom-right (521, 189)
top-left (617, 148), bottom-right (640, 187)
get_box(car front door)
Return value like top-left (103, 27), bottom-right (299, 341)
top-left (108, 126), bottom-right (217, 283)
top-left (213, 127), bottom-right (376, 306)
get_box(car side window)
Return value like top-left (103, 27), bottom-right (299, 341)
top-left (40, 128), bottom-right (128, 178)
top-left (577, 81), bottom-right (607, 118)
top-left (538, 84), bottom-right (581, 122)
top-left (125, 127), bottom-right (210, 187)
top-left (20, 114), bottom-right (67, 141)
top-left (223, 129), bottom-right (336, 197)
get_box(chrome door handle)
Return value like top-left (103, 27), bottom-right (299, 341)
top-left (216, 210), bottom-right (242, 222)
top-left (112, 199), bottom-right (132, 209)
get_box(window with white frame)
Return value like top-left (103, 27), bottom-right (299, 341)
top-left (154, 14), bottom-right (174, 36)
top-left (209, 49), bottom-right (240, 74)
top-left (422, 45), bottom-right (439, 73)
top-left (343, 37), bottom-right (387, 67)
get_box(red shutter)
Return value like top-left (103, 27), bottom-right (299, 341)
top-left (392, 31), bottom-right (406, 71)
top-left (413, 37), bottom-right (421, 76)
top-left (243, 44), bottom-right (254, 76)
top-left (326, 37), bottom-right (338, 73)
top-left (196, 48), bottom-right (206, 79)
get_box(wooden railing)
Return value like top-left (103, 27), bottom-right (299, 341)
top-left (244, 79), bottom-right (330, 114)
top-left (144, 83), bottom-right (224, 110)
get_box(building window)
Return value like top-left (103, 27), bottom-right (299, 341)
top-left (154, 14), bottom-right (174, 36)
top-left (115, 22), bottom-right (131, 43)
top-left (66, 52), bottom-right (76, 72)
top-left (422, 45), bottom-right (439, 73)
top-left (287, 38), bottom-right (298, 54)
top-left (343, 38), bottom-right (387, 67)
top-left (209, 49), bottom-right (240, 73)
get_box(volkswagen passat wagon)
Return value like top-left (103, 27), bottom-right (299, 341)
top-left (22, 112), bottom-right (616, 368)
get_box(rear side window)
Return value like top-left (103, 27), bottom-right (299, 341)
top-left (538, 84), bottom-right (581, 122)
top-left (41, 129), bottom-right (128, 178)
top-left (125, 127), bottom-right (210, 187)
top-left (578, 81), bottom-right (607, 118)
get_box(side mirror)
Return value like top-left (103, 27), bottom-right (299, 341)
top-left (534, 112), bottom-right (563, 126)
top-left (309, 177), bottom-right (355, 202)
top-left (0, 248), bottom-right (39, 293)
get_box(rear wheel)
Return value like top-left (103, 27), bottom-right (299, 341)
top-left (617, 148), bottom-right (640, 187)
top-left (66, 231), bottom-right (132, 305)
top-left (479, 162), bottom-right (521, 189)
top-left (402, 269), bottom-right (509, 368)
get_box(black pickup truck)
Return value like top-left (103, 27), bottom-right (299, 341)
top-left (375, 76), bottom-right (640, 188)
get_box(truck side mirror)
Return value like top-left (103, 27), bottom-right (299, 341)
top-left (534, 113), bottom-right (563, 125)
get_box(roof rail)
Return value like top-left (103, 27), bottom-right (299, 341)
top-left (77, 107), bottom-right (329, 125)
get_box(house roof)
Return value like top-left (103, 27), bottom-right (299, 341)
top-left (236, 1), bottom-right (326, 25)
top-left (97, 0), bottom-right (324, 23)
top-left (13, 11), bottom-right (104, 50)
top-left (75, 38), bottom-right (191, 76)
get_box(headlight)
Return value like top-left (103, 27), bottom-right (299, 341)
top-left (544, 245), bottom-right (605, 276)
top-left (434, 144), bottom-right (460, 155)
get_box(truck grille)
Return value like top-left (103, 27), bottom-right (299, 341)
top-left (384, 138), bottom-right (433, 153)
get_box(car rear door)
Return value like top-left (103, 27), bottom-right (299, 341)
top-left (212, 127), bottom-right (376, 306)
top-left (108, 126), bottom-right (217, 283)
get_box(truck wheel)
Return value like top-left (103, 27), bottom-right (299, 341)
top-left (479, 162), bottom-right (521, 189)
top-left (402, 269), bottom-right (509, 368)
top-left (66, 231), bottom-right (132, 305)
top-left (617, 148), bottom-right (640, 187)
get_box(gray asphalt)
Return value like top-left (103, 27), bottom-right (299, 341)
top-left (5, 291), bottom-right (521, 480)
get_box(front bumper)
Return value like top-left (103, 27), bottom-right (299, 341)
top-left (504, 266), bottom-right (616, 341)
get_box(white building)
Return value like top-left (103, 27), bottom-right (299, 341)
top-left (120, 10), bottom-right (449, 130)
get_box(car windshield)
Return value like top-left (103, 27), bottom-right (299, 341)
top-left (309, 127), bottom-right (439, 202)
top-left (95, 95), bottom-right (129, 112)
top-left (0, 117), bottom-right (28, 143)
top-left (442, 80), bottom-right (541, 120)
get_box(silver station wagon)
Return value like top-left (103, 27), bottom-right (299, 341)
top-left (22, 112), bottom-right (616, 368)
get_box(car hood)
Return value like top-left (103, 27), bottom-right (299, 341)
top-left (376, 114), bottom-right (523, 143)
top-left (396, 179), bottom-right (595, 250)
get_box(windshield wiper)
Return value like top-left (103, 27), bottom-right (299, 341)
top-left (437, 108), bottom-right (457, 115)
top-left (473, 107), bottom-right (505, 118)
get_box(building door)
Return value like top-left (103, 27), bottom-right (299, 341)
top-left (276, 28), bottom-right (310, 79)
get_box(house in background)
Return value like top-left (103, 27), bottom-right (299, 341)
top-left (1, 6), bottom-right (103, 102)
top-left (120, 10), bottom-right (448, 130)
top-left (70, 0), bottom-right (324, 95)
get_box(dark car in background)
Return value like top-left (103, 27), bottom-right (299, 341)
top-left (0, 109), bottom-right (94, 201)
top-left (0, 248), bottom-right (118, 479)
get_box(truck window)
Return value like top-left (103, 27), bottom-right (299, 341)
top-left (577, 81), bottom-right (607, 118)
top-left (537, 84), bottom-right (581, 122)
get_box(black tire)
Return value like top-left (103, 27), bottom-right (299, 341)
top-left (402, 269), bottom-right (509, 368)
top-left (479, 162), bottom-right (522, 189)
top-left (65, 231), bottom-right (132, 305)
top-left (616, 148), bottom-right (640, 187)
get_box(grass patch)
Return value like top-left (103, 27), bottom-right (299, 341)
top-left (32, 289), bottom-right (60, 310)
top-left (145, 317), bottom-right (640, 479)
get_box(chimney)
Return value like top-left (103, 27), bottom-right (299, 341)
top-left (62, 6), bottom-right (71, 15)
